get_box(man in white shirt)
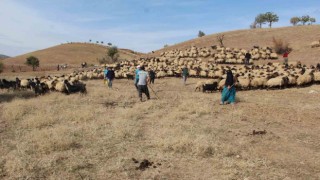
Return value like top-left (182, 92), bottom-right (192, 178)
top-left (137, 66), bottom-right (150, 101)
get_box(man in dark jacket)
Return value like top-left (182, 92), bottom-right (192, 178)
top-left (149, 69), bottom-right (156, 84)
top-left (106, 67), bottom-right (115, 88)
top-left (182, 66), bottom-right (189, 85)
top-left (245, 52), bottom-right (251, 65)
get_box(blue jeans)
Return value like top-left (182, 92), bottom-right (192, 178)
top-left (108, 79), bottom-right (113, 88)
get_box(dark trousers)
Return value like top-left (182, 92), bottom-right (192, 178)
top-left (134, 79), bottom-right (139, 90)
top-left (149, 78), bottom-right (155, 84)
top-left (138, 85), bottom-right (150, 99)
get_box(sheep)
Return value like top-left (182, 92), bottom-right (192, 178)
top-left (236, 77), bottom-right (251, 90)
top-left (297, 73), bottom-right (313, 86)
top-left (266, 76), bottom-right (288, 89)
top-left (195, 81), bottom-right (205, 91)
top-left (19, 79), bottom-right (30, 90)
top-left (311, 40), bottom-right (320, 48)
top-left (250, 76), bottom-right (268, 89)
top-left (54, 81), bottom-right (66, 93)
top-left (313, 72), bottom-right (320, 83)
top-left (202, 82), bottom-right (218, 93)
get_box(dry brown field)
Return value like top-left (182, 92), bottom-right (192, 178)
top-left (2, 43), bottom-right (142, 70)
top-left (1, 76), bottom-right (320, 179)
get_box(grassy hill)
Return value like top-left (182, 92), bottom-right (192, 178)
top-left (147, 25), bottom-right (320, 65)
top-left (0, 54), bottom-right (10, 60)
top-left (3, 43), bottom-right (142, 66)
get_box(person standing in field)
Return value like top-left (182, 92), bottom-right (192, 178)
top-left (149, 68), bottom-right (156, 84)
top-left (245, 52), bottom-right (252, 65)
top-left (137, 66), bottom-right (150, 101)
top-left (134, 65), bottom-right (140, 90)
top-left (106, 67), bottom-right (115, 88)
top-left (103, 66), bottom-right (108, 85)
top-left (283, 51), bottom-right (290, 66)
top-left (182, 66), bottom-right (189, 85)
top-left (220, 70), bottom-right (237, 105)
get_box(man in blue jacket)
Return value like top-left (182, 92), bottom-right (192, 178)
top-left (106, 67), bottom-right (115, 88)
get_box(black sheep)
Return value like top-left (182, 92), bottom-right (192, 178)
top-left (64, 80), bottom-right (86, 95)
top-left (202, 82), bottom-right (218, 93)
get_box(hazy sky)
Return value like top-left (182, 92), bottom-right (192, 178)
top-left (1, 0), bottom-right (319, 56)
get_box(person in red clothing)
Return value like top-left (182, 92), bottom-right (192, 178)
top-left (283, 51), bottom-right (290, 65)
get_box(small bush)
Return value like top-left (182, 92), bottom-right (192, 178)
top-left (272, 37), bottom-right (292, 54)
top-left (0, 61), bottom-right (3, 73)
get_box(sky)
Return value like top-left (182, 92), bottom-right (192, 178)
top-left (0, 0), bottom-right (319, 56)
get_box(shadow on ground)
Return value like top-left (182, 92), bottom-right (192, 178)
top-left (0, 90), bottom-right (36, 103)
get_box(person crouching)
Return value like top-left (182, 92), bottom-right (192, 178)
top-left (137, 66), bottom-right (150, 101)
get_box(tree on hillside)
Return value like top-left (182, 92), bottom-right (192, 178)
top-left (101, 41), bottom-right (104, 44)
top-left (107, 46), bottom-right (119, 62)
top-left (89, 39), bottom-right (92, 43)
top-left (0, 61), bottom-right (3, 73)
top-left (217, 34), bottom-right (225, 47)
top-left (255, 13), bottom-right (266, 28)
top-left (25, 56), bottom-right (40, 71)
top-left (164, 44), bottom-right (169, 48)
top-left (290, 17), bottom-right (301, 26)
top-left (301, 15), bottom-right (310, 25)
top-left (96, 41), bottom-right (99, 44)
top-left (309, 17), bottom-right (316, 25)
top-left (250, 21), bottom-right (260, 29)
top-left (107, 42), bottom-right (112, 46)
top-left (198, 30), bottom-right (205, 37)
top-left (264, 12), bottom-right (279, 28)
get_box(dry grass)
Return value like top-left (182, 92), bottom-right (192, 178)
top-left (2, 43), bottom-right (142, 68)
top-left (1, 77), bottom-right (320, 179)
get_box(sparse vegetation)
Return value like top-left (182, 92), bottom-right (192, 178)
top-left (309, 17), bottom-right (316, 24)
top-left (290, 17), bottom-right (301, 26)
top-left (0, 61), bottom-right (3, 73)
top-left (253, 12), bottom-right (279, 28)
top-left (264, 12), bottom-right (279, 28)
top-left (254, 13), bottom-right (266, 28)
top-left (272, 37), bottom-right (292, 54)
top-left (107, 46), bottom-right (119, 62)
top-left (301, 15), bottom-right (310, 25)
top-left (216, 34), bottom-right (225, 47)
top-left (198, 30), bottom-right (205, 37)
top-left (25, 56), bottom-right (40, 71)
top-left (164, 44), bottom-right (169, 48)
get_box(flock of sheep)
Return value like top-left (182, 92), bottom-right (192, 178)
top-left (1, 45), bottom-right (320, 96)
top-left (156, 45), bottom-right (278, 64)
top-left (0, 76), bottom-right (86, 95)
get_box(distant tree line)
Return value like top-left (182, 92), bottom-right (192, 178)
top-left (290, 15), bottom-right (316, 26)
top-left (250, 12), bottom-right (317, 29)
top-left (251, 12), bottom-right (279, 28)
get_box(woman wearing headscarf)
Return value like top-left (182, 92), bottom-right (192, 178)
top-left (220, 70), bottom-right (237, 105)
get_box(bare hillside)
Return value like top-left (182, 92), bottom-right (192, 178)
top-left (3, 43), bottom-right (143, 66)
top-left (148, 25), bottom-right (320, 65)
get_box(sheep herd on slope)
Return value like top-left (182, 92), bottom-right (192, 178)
top-left (1, 45), bottom-right (320, 96)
